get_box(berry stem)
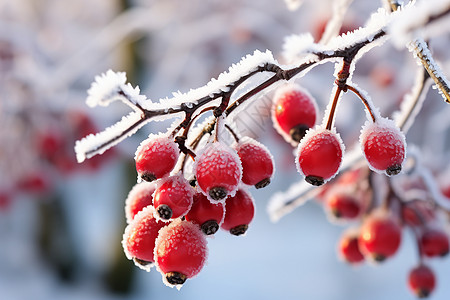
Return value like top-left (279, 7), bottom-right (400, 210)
top-left (326, 60), bottom-right (351, 130)
top-left (225, 124), bottom-right (240, 143)
top-left (325, 87), bottom-right (343, 130)
top-left (345, 84), bottom-right (377, 123)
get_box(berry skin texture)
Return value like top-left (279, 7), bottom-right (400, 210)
top-left (194, 142), bottom-right (242, 202)
top-left (185, 193), bottom-right (225, 235)
top-left (221, 189), bottom-right (255, 236)
top-left (420, 228), bottom-right (449, 257)
top-left (408, 265), bottom-right (436, 298)
top-left (358, 210), bottom-right (402, 262)
top-left (125, 181), bottom-right (156, 223)
top-left (135, 134), bottom-right (180, 182)
top-left (360, 119), bottom-right (406, 176)
top-left (296, 127), bottom-right (344, 186)
top-left (153, 174), bottom-right (194, 220)
top-left (272, 84), bottom-right (318, 143)
top-left (235, 137), bottom-right (274, 189)
top-left (122, 206), bottom-right (167, 271)
top-left (154, 219), bottom-right (208, 287)
top-left (338, 229), bottom-right (364, 264)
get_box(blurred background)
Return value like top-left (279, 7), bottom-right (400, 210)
top-left (1, 0), bottom-right (450, 299)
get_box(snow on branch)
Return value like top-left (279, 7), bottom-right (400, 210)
top-left (393, 67), bottom-right (433, 133)
top-left (283, 8), bottom-right (391, 63)
top-left (75, 50), bottom-right (278, 162)
top-left (408, 39), bottom-right (450, 103)
top-left (389, 0), bottom-right (450, 48)
top-left (75, 112), bottom-right (145, 162)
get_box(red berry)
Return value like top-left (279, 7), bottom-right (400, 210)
top-left (153, 174), bottom-right (194, 220)
top-left (420, 228), bottom-right (449, 257)
top-left (125, 182), bottom-right (156, 223)
top-left (221, 189), bottom-right (255, 236)
top-left (325, 188), bottom-right (361, 220)
top-left (272, 84), bottom-right (318, 143)
top-left (155, 219), bottom-right (208, 286)
top-left (408, 264), bottom-right (436, 298)
top-left (135, 134), bottom-right (180, 182)
top-left (185, 193), bottom-right (225, 235)
top-left (35, 129), bottom-right (65, 160)
top-left (296, 127), bottom-right (344, 186)
top-left (122, 206), bottom-right (167, 271)
top-left (442, 184), bottom-right (450, 199)
top-left (360, 119), bottom-right (406, 176)
top-left (194, 142), bottom-right (242, 202)
top-left (358, 210), bottom-right (402, 262)
top-left (402, 201), bottom-right (435, 227)
top-left (17, 171), bottom-right (50, 194)
top-left (338, 229), bottom-right (364, 264)
top-left (0, 190), bottom-right (13, 212)
top-left (370, 63), bottom-right (395, 88)
top-left (235, 137), bottom-right (274, 188)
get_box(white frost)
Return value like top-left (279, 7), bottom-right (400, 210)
top-left (388, 0), bottom-right (450, 48)
top-left (75, 111), bottom-right (144, 162)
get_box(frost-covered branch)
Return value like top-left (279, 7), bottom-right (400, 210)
top-left (75, 25), bottom-right (388, 163)
top-left (389, 0), bottom-right (450, 47)
top-left (408, 39), bottom-right (450, 103)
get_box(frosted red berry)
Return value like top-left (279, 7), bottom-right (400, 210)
top-left (360, 119), bottom-right (406, 176)
top-left (154, 219), bottom-right (208, 286)
top-left (194, 142), bottom-right (242, 202)
top-left (358, 210), bottom-right (402, 262)
top-left (339, 229), bottom-right (364, 264)
top-left (272, 84), bottom-right (318, 143)
top-left (125, 181), bottom-right (156, 223)
top-left (221, 189), bottom-right (255, 236)
top-left (135, 134), bottom-right (180, 182)
top-left (296, 127), bottom-right (344, 186)
top-left (235, 137), bottom-right (274, 188)
top-left (408, 264), bottom-right (436, 298)
top-left (326, 189), bottom-right (361, 219)
top-left (153, 174), bottom-right (194, 220)
top-left (185, 193), bottom-right (225, 235)
top-left (122, 206), bottom-right (167, 270)
top-left (420, 228), bottom-right (449, 257)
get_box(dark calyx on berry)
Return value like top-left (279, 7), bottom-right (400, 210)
top-left (141, 172), bottom-right (157, 182)
top-left (372, 253), bottom-right (386, 262)
top-left (290, 124), bottom-right (309, 142)
top-left (305, 175), bottom-right (324, 186)
top-left (255, 178), bottom-right (271, 189)
top-left (416, 288), bottom-right (431, 298)
top-left (189, 178), bottom-right (197, 187)
top-left (166, 272), bottom-right (187, 285)
top-left (201, 220), bottom-right (219, 235)
top-left (331, 209), bottom-right (342, 218)
top-left (209, 187), bottom-right (228, 201)
top-left (386, 164), bottom-right (401, 176)
top-left (230, 224), bottom-right (248, 236)
top-left (133, 257), bottom-right (153, 267)
top-left (157, 204), bottom-right (173, 220)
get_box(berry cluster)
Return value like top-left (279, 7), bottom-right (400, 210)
top-left (0, 109), bottom-right (113, 211)
top-left (272, 83), bottom-right (406, 187)
top-left (271, 82), bottom-right (448, 298)
top-left (122, 129), bottom-right (273, 287)
top-left (307, 162), bottom-right (449, 298)
top-left (75, 3), bottom-right (450, 294)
